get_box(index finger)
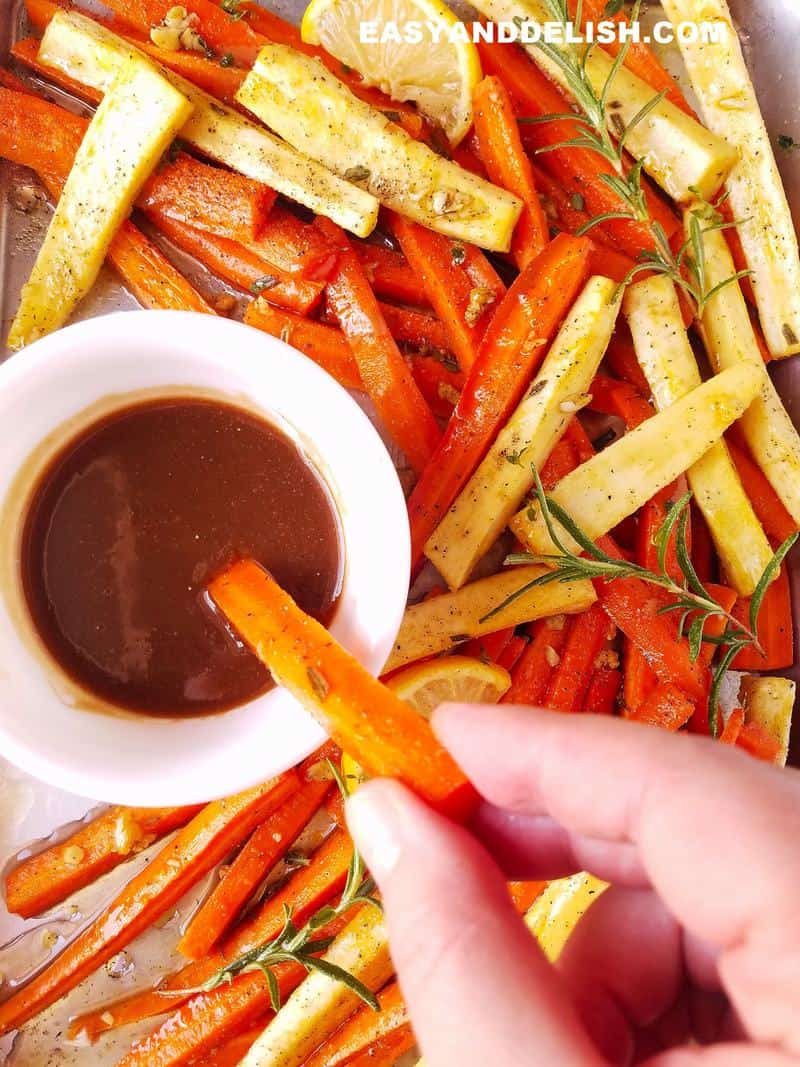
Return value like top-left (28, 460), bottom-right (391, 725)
top-left (434, 704), bottom-right (800, 951)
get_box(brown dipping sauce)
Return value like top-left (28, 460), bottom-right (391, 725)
top-left (20, 397), bottom-right (343, 716)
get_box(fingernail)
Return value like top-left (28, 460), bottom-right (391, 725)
top-left (345, 783), bottom-right (405, 881)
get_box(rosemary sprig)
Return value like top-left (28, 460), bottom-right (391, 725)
top-left (194, 762), bottom-right (381, 1012)
top-left (485, 469), bottom-right (797, 736)
top-left (517, 0), bottom-right (749, 315)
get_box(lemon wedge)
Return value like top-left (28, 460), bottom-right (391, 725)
top-left (301, 0), bottom-right (481, 145)
top-left (385, 655), bottom-right (511, 719)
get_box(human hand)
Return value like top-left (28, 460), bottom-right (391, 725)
top-left (345, 705), bottom-right (800, 1066)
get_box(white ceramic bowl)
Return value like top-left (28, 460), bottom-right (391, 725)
top-left (0, 310), bottom-right (409, 805)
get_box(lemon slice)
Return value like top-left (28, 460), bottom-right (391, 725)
top-left (301, 0), bottom-right (481, 145)
top-left (341, 656), bottom-right (510, 791)
top-left (385, 655), bottom-right (511, 719)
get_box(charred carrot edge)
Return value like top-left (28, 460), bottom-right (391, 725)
top-left (503, 619), bottom-right (570, 705)
top-left (473, 75), bottom-right (548, 270)
top-left (176, 778), bottom-right (332, 960)
top-left (719, 707), bottom-right (745, 745)
top-left (407, 353), bottom-right (464, 419)
top-left (5, 805), bottom-right (203, 920)
top-left (316, 217), bottom-right (442, 475)
top-left (567, 0), bottom-right (696, 116)
top-left (211, 560), bottom-right (479, 820)
top-left (461, 628), bottom-right (515, 664)
top-left (302, 982), bottom-right (408, 1067)
top-left (139, 151), bottom-right (276, 245)
top-left (391, 215), bottom-right (505, 375)
top-left (544, 603), bottom-right (612, 713)
top-left (0, 774), bottom-right (299, 1037)
top-left (406, 233), bottom-right (592, 566)
top-left (149, 214), bottom-right (325, 315)
top-left (583, 667), bottom-right (622, 715)
top-left (244, 300), bottom-right (362, 391)
top-left (604, 329), bottom-right (652, 395)
top-left (736, 721), bottom-right (783, 763)
top-left (726, 439), bottom-right (799, 545)
top-left (353, 243), bottom-right (428, 307)
top-left (589, 374), bottom-right (653, 429)
top-left (625, 683), bottom-right (695, 732)
top-left (69, 826), bottom-right (354, 1041)
top-left (476, 37), bottom-right (680, 260)
top-left (731, 563), bottom-right (794, 671)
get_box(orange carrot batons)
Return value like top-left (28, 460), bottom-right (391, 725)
top-left (209, 560), bottom-right (479, 821)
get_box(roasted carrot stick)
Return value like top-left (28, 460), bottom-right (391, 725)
top-left (584, 667), bottom-right (622, 715)
top-left (0, 774), bottom-right (298, 1036)
top-left (408, 355), bottom-right (463, 419)
top-left (378, 303), bottom-right (454, 355)
top-left (210, 560), bottom-right (479, 821)
top-left (503, 619), bottom-right (570, 705)
top-left (544, 604), bottom-right (613, 713)
top-left (244, 300), bottom-right (362, 390)
top-left (205, 1025), bottom-right (266, 1067)
top-left (353, 242), bottom-right (427, 307)
top-left (150, 214), bottom-right (325, 314)
top-left (588, 374), bottom-right (653, 429)
top-left (69, 826), bottom-right (354, 1041)
top-left (726, 439), bottom-right (799, 545)
top-left (626, 683), bottom-right (695, 732)
top-left (407, 233), bottom-right (592, 565)
top-left (508, 880), bottom-right (547, 913)
top-left (315, 217), bottom-right (441, 475)
top-left (719, 706), bottom-right (745, 745)
top-left (476, 39), bottom-right (679, 260)
top-left (139, 152), bottom-right (275, 244)
top-left (736, 721), bottom-right (783, 764)
top-left (567, 0), bottom-right (696, 116)
top-left (251, 206), bottom-right (339, 280)
top-left (731, 563), bottom-right (794, 670)
top-left (302, 982), bottom-right (408, 1067)
top-left (461, 628), bottom-right (515, 664)
top-left (108, 220), bottom-right (216, 313)
top-left (5, 805), bottom-right (203, 920)
top-left (346, 1028), bottom-right (416, 1067)
top-left (176, 779), bottom-right (332, 960)
top-left (472, 74), bottom-right (548, 270)
top-left (391, 215), bottom-right (505, 373)
top-left (496, 634), bottom-right (529, 673)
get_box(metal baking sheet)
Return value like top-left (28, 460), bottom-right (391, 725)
top-left (1, 1), bottom-right (800, 1062)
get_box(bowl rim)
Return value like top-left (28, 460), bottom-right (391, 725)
top-left (0, 310), bottom-right (410, 804)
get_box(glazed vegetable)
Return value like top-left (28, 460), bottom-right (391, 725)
top-left (690, 210), bottom-right (800, 525)
top-left (504, 619), bottom-right (569, 706)
top-left (71, 827), bottom-right (355, 1041)
top-left (7, 56), bottom-right (192, 349)
top-left (177, 778), bottom-right (332, 960)
top-left (472, 74), bottom-right (549, 269)
top-left (391, 215), bottom-right (505, 372)
top-left (662, 0), bottom-right (800, 357)
top-left (0, 774), bottom-right (299, 1035)
top-left (426, 275), bottom-right (620, 589)
top-left (139, 151), bottom-right (276, 244)
top-left (544, 604), bottom-right (613, 713)
top-left (385, 565), bottom-right (597, 671)
top-left (475, 38), bottom-right (678, 260)
top-left (244, 301), bottom-right (361, 390)
top-left (240, 907), bottom-right (392, 1067)
top-left (726, 439), bottom-right (799, 546)
top-left (38, 11), bottom-right (380, 234)
top-left (624, 275), bottom-right (773, 595)
top-left (352, 242), bottom-right (427, 307)
top-left (209, 560), bottom-right (479, 821)
top-left (626, 683), bottom-right (695, 732)
top-left (511, 364), bottom-right (763, 556)
top-left (407, 233), bottom-right (592, 566)
top-left (5, 805), bottom-right (202, 919)
top-left (315, 217), bottom-right (442, 474)
top-left (236, 45), bottom-right (523, 251)
top-left (301, 982), bottom-right (408, 1067)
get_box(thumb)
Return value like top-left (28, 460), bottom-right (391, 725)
top-left (346, 779), bottom-right (606, 1067)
